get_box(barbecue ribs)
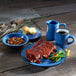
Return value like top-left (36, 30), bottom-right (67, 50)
top-left (25, 40), bottom-right (56, 63)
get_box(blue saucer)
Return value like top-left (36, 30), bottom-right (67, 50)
top-left (21, 44), bottom-right (66, 67)
top-left (18, 29), bottom-right (41, 40)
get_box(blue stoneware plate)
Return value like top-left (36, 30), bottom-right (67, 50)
top-left (21, 44), bottom-right (66, 67)
top-left (17, 28), bottom-right (41, 40)
top-left (2, 33), bottom-right (29, 47)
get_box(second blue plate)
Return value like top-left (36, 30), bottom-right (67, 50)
top-left (18, 29), bottom-right (41, 40)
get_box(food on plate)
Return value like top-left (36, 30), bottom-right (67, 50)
top-left (22, 26), bottom-right (29, 34)
top-left (48, 50), bottom-right (66, 62)
top-left (22, 26), bottom-right (37, 35)
top-left (28, 27), bottom-right (37, 34)
top-left (7, 37), bottom-right (25, 45)
top-left (25, 40), bottom-right (56, 63)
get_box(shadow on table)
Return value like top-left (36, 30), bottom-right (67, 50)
top-left (8, 57), bottom-right (76, 75)
top-left (8, 64), bottom-right (50, 74)
top-left (0, 45), bottom-right (24, 55)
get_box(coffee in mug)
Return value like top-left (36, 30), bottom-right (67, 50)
top-left (55, 29), bottom-right (75, 48)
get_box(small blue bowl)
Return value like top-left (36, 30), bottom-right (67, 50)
top-left (2, 33), bottom-right (29, 47)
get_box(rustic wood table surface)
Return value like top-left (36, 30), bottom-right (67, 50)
top-left (0, 13), bottom-right (76, 76)
top-left (0, 0), bottom-right (76, 76)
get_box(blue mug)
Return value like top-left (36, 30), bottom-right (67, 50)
top-left (55, 29), bottom-right (75, 48)
top-left (46, 20), bottom-right (66, 41)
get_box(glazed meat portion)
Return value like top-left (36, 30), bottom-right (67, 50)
top-left (25, 40), bottom-right (56, 63)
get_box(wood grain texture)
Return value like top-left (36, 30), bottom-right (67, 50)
top-left (32, 12), bottom-right (76, 31)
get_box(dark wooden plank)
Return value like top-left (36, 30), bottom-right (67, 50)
top-left (1, 0), bottom-right (76, 9)
top-left (0, 73), bottom-right (3, 76)
top-left (34, 3), bottom-right (76, 17)
top-left (32, 11), bottom-right (76, 31)
top-left (3, 65), bottom-right (59, 76)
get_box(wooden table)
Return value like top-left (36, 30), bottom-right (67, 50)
top-left (0, 9), bottom-right (76, 76)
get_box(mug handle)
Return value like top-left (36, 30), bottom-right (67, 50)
top-left (59, 23), bottom-right (66, 29)
top-left (67, 35), bottom-right (75, 45)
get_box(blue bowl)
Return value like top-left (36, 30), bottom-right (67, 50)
top-left (2, 33), bottom-right (29, 47)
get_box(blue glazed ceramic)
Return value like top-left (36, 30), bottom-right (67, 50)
top-left (2, 33), bottom-right (29, 47)
top-left (21, 44), bottom-right (66, 67)
top-left (55, 29), bottom-right (75, 49)
top-left (18, 28), bottom-right (41, 40)
top-left (46, 20), bottom-right (66, 41)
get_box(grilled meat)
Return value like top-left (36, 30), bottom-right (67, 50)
top-left (25, 40), bottom-right (56, 63)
